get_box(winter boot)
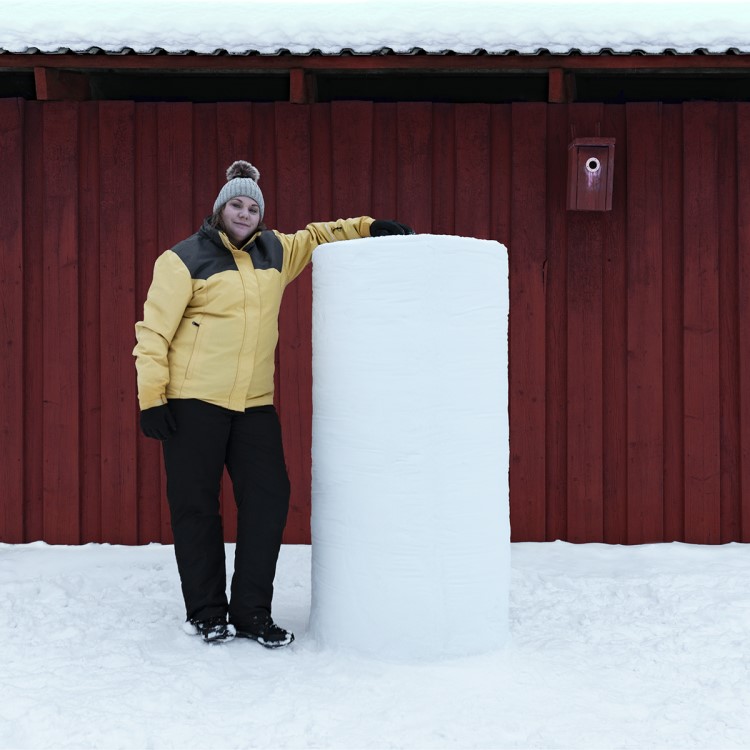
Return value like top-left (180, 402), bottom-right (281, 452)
top-left (185, 616), bottom-right (236, 644)
top-left (233, 613), bottom-right (294, 649)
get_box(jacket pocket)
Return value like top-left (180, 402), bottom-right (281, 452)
top-left (184, 314), bottom-right (205, 379)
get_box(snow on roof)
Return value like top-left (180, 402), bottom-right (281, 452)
top-left (2, 0), bottom-right (750, 57)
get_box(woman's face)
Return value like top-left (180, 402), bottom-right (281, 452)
top-left (221, 196), bottom-right (261, 246)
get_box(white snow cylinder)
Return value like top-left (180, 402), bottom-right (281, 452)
top-left (309, 234), bottom-right (510, 659)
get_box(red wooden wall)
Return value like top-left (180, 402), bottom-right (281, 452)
top-left (2, 99), bottom-right (749, 545)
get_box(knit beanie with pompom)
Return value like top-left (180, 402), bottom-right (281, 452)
top-left (213, 160), bottom-right (265, 219)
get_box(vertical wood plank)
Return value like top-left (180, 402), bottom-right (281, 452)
top-left (99, 101), bottom-right (138, 544)
top-left (737, 103), bottom-right (750, 543)
top-left (215, 103), bottom-right (254, 193)
top-left (192, 103), bottom-right (218, 227)
top-left (717, 105), bottom-right (741, 543)
top-left (78, 102), bottom-right (102, 542)
top-left (565, 104), bottom-right (605, 543)
top-left (601, 104), bottom-right (628, 544)
top-left (310, 104), bottom-right (333, 221)
top-left (454, 104), bottom-right (491, 239)
top-left (683, 102), bottom-right (721, 544)
top-left (509, 102), bottom-right (547, 541)
top-left (23, 102), bottom-right (44, 542)
top-left (626, 103), bottom-right (664, 543)
top-left (157, 103), bottom-right (195, 248)
top-left (489, 104), bottom-right (512, 244)
top-left (544, 103), bottom-right (569, 542)
top-left (432, 103), bottom-right (456, 236)
top-left (331, 101), bottom-right (373, 217)
top-left (662, 104), bottom-right (685, 541)
top-left (42, 103), bottom-right (80, 544)
top-left (397, 103), bottom-right (433, 232)
top-left (0, 99), bottom-right (25, 543)
top-left (134, 103), bottom-right (169, 544)
top-left (275, 102), bottom-right (314, 544)
top-left (371, 103), bottom-right (398, 222)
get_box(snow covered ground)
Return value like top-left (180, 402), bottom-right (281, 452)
top-left (1, 541), bottom-right (749, 749)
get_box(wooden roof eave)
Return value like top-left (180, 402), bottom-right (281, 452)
top-left (2, 49), bottom-right (750, 75)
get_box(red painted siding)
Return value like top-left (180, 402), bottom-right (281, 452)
top-left (738, 104), bottom-right (750, 544)
top-left (0, 99), bottom-right (24, 544)
top-left (626, 103), bottom-right (664, 543)
top-left (509, 103), bottom-right (547, 541)
top-left (2, 99), bottom-right (749, 545)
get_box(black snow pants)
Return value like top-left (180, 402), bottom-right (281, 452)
top-left (161, 399), bottom-right (291, 628)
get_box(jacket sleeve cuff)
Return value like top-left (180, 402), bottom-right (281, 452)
top-left (139, 394), bottom-right (168, 411)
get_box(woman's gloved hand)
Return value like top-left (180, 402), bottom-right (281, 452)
top-left (140, 403), bottom-right (177, 441)
top-left (370, 220), bottom-right (415, 237)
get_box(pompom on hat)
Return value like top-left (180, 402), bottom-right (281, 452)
top-left (213, 160), bottom-right (265, 219)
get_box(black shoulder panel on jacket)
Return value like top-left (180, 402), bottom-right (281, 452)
top-left (171, 232), bottom-right (238, 280)
top-left (247, 231), bottom-right (283, 272)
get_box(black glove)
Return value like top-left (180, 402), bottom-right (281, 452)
top-left (140, 403), bottom-right (177, 441)
top-left (370, 220), bottom-right (415, 237)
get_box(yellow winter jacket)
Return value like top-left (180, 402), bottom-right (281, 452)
top-left (134, 216), bottom-right (373, 412)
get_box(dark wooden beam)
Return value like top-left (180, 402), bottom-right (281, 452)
top-left (289, 67), bottom-right (316, 103)
top-left (548, 67), bottom-right (566, 102)
top-left (2, 52), bottom-right (748, 76)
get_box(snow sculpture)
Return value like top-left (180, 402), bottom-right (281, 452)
top-left (309, 234), bottom-right (510, 659)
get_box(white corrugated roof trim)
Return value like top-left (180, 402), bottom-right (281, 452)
top-left (2, 0), bottom-right (750, 55)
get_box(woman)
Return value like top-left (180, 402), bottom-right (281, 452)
top-left (134, 160), bottom-right (412, 646)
